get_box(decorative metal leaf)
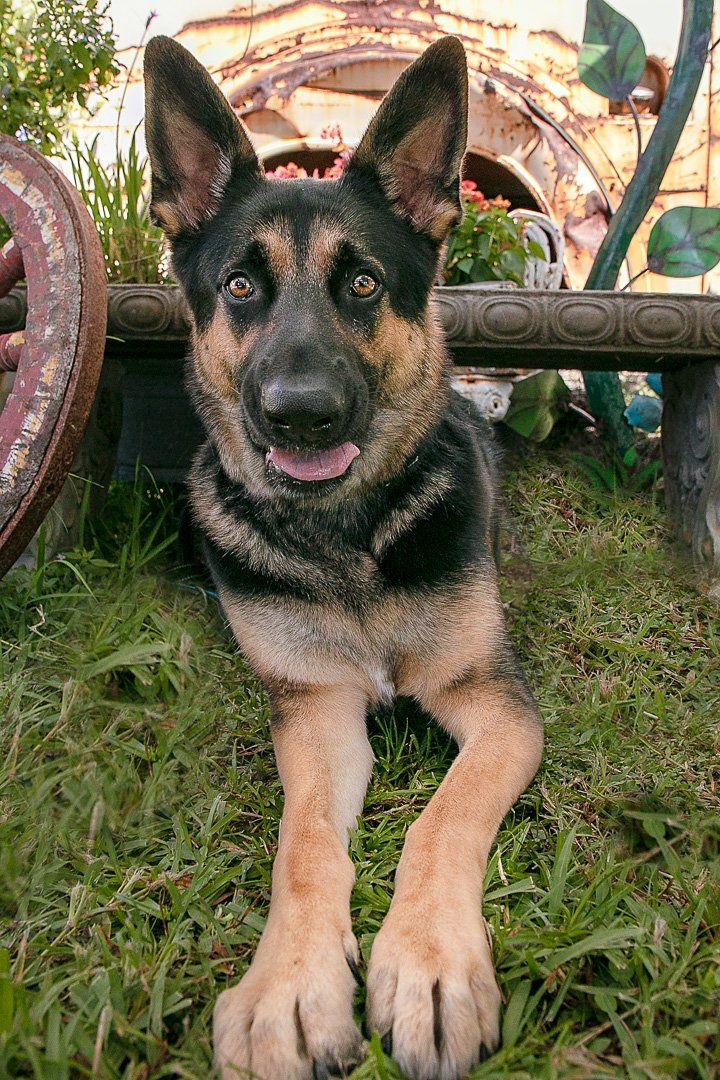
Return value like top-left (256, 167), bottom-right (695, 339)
top-left (647, 206), bottom-right (720, 277)
top-left (579, 0), bottom-right (646, 101)
top-left (645, 372), bottom-right (663, 396)
top-left (624, 393), bottom-right (662, 432)
top-left (504, 371), bottom-right (569, 442)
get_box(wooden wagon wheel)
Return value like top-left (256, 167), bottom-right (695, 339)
top-left (0, 134), bottom-right (107, 577)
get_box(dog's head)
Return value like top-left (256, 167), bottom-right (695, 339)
top-left (144, 36), bottom-right (468, 498)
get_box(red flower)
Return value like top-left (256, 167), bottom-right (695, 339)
top-left (265, 154), bottom-right (351, 181)
top-left (320, 122), bottom-right (343, 144)
top-left (265, 161), bottom-right (311, 179)
top-left (460, 179), bottom-right (486, 204)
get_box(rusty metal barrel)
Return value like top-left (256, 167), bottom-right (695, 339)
top-left (0, 134), bottom-right (107, 577)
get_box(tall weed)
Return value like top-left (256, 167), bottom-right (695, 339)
top-left (65, 127), bottom-right (168, 283)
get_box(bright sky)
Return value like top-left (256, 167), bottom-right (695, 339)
top-left (108, 0), bottom-right (682, 60)
top-left (109, 0), bottom-right (203, 50)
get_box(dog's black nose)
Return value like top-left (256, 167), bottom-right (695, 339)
top-left (261, 376), bottom-right (346, 444)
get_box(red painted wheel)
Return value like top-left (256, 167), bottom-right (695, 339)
top-left (0, 135), bottom-right (106, 577)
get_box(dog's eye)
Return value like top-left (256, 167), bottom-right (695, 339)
top-left (225, 274), bottom-right (255, 301)
top-left (350, 272), bottom-right (379, 299)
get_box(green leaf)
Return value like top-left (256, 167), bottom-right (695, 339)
top-left (498, 248), bottom-right (527, 284)
top-left (79, 641), bottom-right (172, 681)
top-left (647, 206), bottom-right (720, 277)
top-left (502, 980), bottom-right (532, 1048)
top-left (504, 371), bottom-right (569, 442)
top-left (547, 828), bottom-right (577, 916)
top-left (444, 202), bottom-right (539, 285)
top-left (579, 0), bottom-right (646, 101)
top-left (476, 233), bottom-right (491, 259)
top-left (0, 948), bottom-right (13, 1034)
top-left (470, 260), bottom-right (496, 283)
top-left (367, 1032), bottom-right (392, 1080)
top-left (527, 239), bottom-right (548, 261)
top-left (544, 926), bottom-right (645, 970)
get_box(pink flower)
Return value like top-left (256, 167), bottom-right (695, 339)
top-left (322, 155), bottom-right (346, 179)
top-left (265, 161), bottom-right (310, 179)
top-left (461, 179), bottom-right (486, 205)
top-left (265, 154), bottom-right (351, 181)
top-left (320, 122), bottom-right (343, 144)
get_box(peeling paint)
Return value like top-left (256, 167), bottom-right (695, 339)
top-left (171, 0), bottom-right (714, 292)
top-left (0, 135), bottom-right (106, 577)
top-left (564, 192), bottom-right (611, 258)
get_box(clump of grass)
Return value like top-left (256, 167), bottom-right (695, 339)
top-left (65, 128), bottom-right (168, 284)
top-left (0, 443), bottom-right (718, 1077)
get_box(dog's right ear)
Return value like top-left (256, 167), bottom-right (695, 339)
top-left (144, 35), bottom-right (262, 238)
top-left (342, 37), bottom-right (468, 242)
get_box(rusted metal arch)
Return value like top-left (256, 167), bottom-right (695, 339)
top-left (226, 32), bottom-right (582, 135)
top-left (0, 135), bottom-right (107, 577)
top-left (219, 17), bottom-right (621, 191)
top-left (220, 33), bottom-right (610, 289)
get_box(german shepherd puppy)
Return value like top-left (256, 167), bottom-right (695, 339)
top-left (144, 34), bottom-right (543, 1080)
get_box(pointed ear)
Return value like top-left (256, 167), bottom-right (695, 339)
top-left (144, 35), bottom-right (262, 237)
top-left (343, 37), bottom-right (468, 240)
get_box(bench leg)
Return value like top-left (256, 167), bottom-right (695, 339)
top-left (662, 362), bottom-right (720, 597)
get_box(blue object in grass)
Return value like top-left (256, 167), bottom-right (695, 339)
top-left (178, 582), bottom-right (220, 603)
top-left (645, 372), bottom-right (663, 395)
top-left (624, 393), bottom-right (663, 432)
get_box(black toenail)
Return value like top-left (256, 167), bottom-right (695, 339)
top-left (478, 1043), bottom-right (491, 1062)
top-left (381, 1031), bottom-right (393, 1056)
top-left (313, 1063), bottom-right (330, 1080)
top-left (431, 978), bottom-right (442, 1053)
top-left (345, 953), bottom-right (362, 984)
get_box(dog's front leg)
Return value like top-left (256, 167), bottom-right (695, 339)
top-left (214, 683), bottom-right (373, 1080)
top-left (367, 668), bottom-right (543, 1080)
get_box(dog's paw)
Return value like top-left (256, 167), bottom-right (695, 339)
top-left (213, 923), bottom-right (364, 1080)
top-left (366, 901), bottom-right (500, 1080)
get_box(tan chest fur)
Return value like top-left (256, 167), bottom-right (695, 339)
top-left (221, 576), bottom-right (504, 705)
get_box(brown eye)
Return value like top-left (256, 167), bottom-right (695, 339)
top-left (225, 274), bottom-right (254, 301)
top-left (350, 272), bottom-right (379, 298)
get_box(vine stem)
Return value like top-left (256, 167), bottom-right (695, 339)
top-left (586, 0), bottom-right (713, 291)
top-left (115, 12), bottom-right (157, 163)
top-left (620, 266), bottom-right (650, 291)
top-left (626, 94), bottom-right (643, 166)
top-left (581, 0), bottom-right (714, 452)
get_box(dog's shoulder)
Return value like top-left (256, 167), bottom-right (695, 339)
top-left (370, 390), bottom-right (500, 587)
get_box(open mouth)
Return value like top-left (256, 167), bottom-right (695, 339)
top-left (266, 441), bottom-right (360, 482)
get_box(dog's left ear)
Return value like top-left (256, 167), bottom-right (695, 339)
top-left (343, 37), bottom-right (468, 240)
top-left (144, 35), bottom-right (263, 238)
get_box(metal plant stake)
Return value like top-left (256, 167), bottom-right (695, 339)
top-left (578, 0), bottom-right (715, 452)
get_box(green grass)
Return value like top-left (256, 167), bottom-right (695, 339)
top-left (65, 131), bottom-right (168, 285)
top-left (1, 445), bottom-right (718, 1079)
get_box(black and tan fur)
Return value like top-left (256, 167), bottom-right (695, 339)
top-left (145, 34), bottom-right (543, 1080)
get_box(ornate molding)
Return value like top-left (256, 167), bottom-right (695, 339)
top-left (431, 288), bottom-right (720, 370)
top-left (0, 284), bottom-right (191, 356)
top-left (108, 283), bottom-right (190, 341)
top-left (2, 284), bottom-right (720, 370)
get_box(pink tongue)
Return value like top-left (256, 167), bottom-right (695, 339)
top-left (267, 441), bottom-right (360, 481)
